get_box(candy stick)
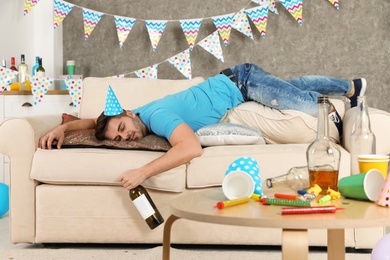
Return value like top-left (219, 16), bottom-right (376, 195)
top-left (214, 197), bottom-right (250, 209)
top-left (261, 198), bottom-right (311, 207)
top-left (281, 206), bottom-right (345, 215)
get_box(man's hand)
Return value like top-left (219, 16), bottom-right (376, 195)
top-left (39, 125), bottom-right (66, 149)
top-left (119, 169), bottom-right (146, 190)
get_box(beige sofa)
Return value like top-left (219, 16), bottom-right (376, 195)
top-left (1, 77), bottom-right (390, 249)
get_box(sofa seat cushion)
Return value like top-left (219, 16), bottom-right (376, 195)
top-left (30, 148), bottom-right (186, 192)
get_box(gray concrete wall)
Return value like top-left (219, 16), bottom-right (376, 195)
top-left (63, 0), bottom-right (390, 112)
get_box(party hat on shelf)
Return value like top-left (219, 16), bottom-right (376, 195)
top-left (104, 86), bottom-right (123, 116)
top-left (376, 173), bottom-right (390, 207)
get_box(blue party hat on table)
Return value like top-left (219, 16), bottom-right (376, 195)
top-left (104, 85), bottom-right (123, 116)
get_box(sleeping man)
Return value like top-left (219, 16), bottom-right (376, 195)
top-left (39, 63), bottom-right (366, 190)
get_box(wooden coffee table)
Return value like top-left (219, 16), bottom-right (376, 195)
top-left (162, 187), bottom-right (390, 260)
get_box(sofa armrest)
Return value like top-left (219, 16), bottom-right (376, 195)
top-left (342, 107), bottom-right (390, 155)
top-left (0, 114), bottom-right (62, 243)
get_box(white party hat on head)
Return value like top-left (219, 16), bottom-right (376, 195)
top-left (104, 85), bottom-right (123, 116)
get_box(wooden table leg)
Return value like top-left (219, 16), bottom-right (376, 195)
top-left (162, 215), bottom-right (180, 260)
top-left (327, 229), bottom-right (345, 260)
top-left (282, 229), bottom-right (308, 260)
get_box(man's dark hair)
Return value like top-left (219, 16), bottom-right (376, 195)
top-left (95, 110), bottom-right (126, 140)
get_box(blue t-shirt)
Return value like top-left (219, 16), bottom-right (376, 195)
top-left (132, 74), bottom-right (244, 140)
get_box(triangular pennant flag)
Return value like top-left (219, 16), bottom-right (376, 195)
top-left (212, 13), bottom-right (235, 46)
top-left (0, 68), bottom-right (18, 86)
top-left (180, 19), bottom-right (203, 51)
top-left (23, 0), bottom-right (40, 16)
top-left (31, 77), bottom-right (54, 106)
top-left (83, 8), bottom-right (103, 40)
top-left (145, 20), bottom-right (168, 51)
top-left (251, 0), bottom-right (278, 14)
top-left (167, 49), bottom-right (192, 80)
top-left (114, 16), bottom-right (136, 48)
top-left (198, 31), bottom-right (224, 62)
top-left (328, 0), bottom-right (339, 9)
top-left (66, 79), bottom-right (83, 108)
top-left (245, 5), bottom-right (269, 38)
top-left (104, 86), bottom-right (123, 116)
top-left (53, 0), bottom-right (74, 29)
top-left (107, 74), bottom-right (125, 78)
top-left (0, 81), bottom-right (7, 94)
top-left (135, 65), bottom-right (158, 79)
top-left (280, 0), bottom-right (303, 25)
top-left (232, 9), bottom-right (253, 40)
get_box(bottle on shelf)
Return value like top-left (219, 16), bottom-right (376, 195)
top-left (9, 57), bottom-right (18, 71)
top-left (350, 96), bottom-right (376, 175)
top-left (36, 58), bottom-right (45, 77)
top-left (32, 56), bottom-right (39, 76)
top-left (129, 185), bottom-right (164, 230)
top-left (264, 166), bottom-right (310, 190)
top-left (17, 54), bottom-right (29, 91)
top-left (306, 96), bottom-right (341, 194)
top-left (1, 60), bottom-right (6, 68)
top-left (9, 57), bottom-right (20, 91)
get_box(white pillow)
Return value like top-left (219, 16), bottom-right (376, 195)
top-left (195, 123), bottom-right (265, 146)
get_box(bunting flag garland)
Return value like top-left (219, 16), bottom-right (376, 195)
top-left (212, 14), bottom-right (235, 46)
top-left (252, 0), bottom-right (278, 14)
top-left (198, 31), bottom-right (224, 62)
top-left (328, 0), bottom-right (339, 9)
top-left (66, 78), bottom-right (83, 108)
top-left (145, 20), bottom-right (168, 51)
top-left (31, 77), bottom-right (54, 105)
top-left (168, 49), bottom-right (192, 80)
top-left (24, 0), bottom-right (40, 16)
top-left (134, 65), bottom-right (158, 79)
top-left (280, 0), bottom-right (303, 25)
top-left (0, 68), bottom-right (18, 94)
top-left (232, 9), bottom-right (253, 40)
top-left (107, 74), bottom-right (125, 78)
top-left (180, 19), bottom-right (203, 51)
top-left (245, 5), bottom-right (269, 38)
top-left (83, 8), bottom-right (104, 40)
top-left (53, 0), bottom-right (74, 29)
top-left (114, 16), bottom-right (136, 48)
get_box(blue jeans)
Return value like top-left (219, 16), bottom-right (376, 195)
top-left (230, 64), bottom-right (352, 117)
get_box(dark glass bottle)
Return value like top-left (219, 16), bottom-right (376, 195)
top-left (129, 185), bottom-right (164, 229)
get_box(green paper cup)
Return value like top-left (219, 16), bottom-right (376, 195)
top-left (338, 169), bottom-right (385, 201)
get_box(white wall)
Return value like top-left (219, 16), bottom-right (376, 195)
top-left (0, 0), bottom-right (63, 82)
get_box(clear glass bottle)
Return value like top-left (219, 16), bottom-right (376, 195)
top-left (264, 166), bottom-right (310, 190)
top-left (306, 96), bottom-right (341, 194)
top-left (129, 185), bottom-right (164, 230)
top-left (1, 60), bottom-right (6, 68)
top-left (32, 56), bottom-right (39, 76)
top-left (36, 58), bottom-right (45, 77)
top-left (350, 96), bottom-right (376, 175)
top-left (17, 54), bottom-right (28, 90)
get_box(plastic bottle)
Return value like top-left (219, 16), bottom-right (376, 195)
top-left (350, 96), bottom-right (376, 175)
top-left (264, 166), bottom-right (310, 190)
top-left (129, 185), bottom-right (164, 229)
top-left (306, 96), bottom-right (341, 194)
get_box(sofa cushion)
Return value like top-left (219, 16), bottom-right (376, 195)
top-left (30, 148), bottom-right (186, 192)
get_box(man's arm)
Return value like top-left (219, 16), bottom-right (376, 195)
top-left (39, 118), bottom-right (97, 149)
top-left (119, 123), bottom-right (203, 190)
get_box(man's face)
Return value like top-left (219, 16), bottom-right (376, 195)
top-left (104, 112), bottom-right (145, 142)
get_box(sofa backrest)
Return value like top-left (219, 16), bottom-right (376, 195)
top-left (79, 77), bottom-right (205, 118)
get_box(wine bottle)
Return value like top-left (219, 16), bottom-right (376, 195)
top-left (9, 57), bottom-right (20, 91)
top-left (129, 185), bottom-right (164, 229)
top-left (17, 54), bottom-right (28, 91)
top-left (1, 60), bottom-right (6, 68)
top-left (32, 56), bottom-right (39, 76)
top-left (36, 58), bottom-right (45, 77)
top-left (9, 57), bottom-right (18, 71)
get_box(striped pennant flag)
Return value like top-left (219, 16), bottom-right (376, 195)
top-left (66, 79), bottom-right (83, 108)
top-left (328, 0), bottom-right (339, 9)
top-left (31, 77), bottom-right (54, 106)
top-left (198, 31), bottom-right (224, 62)
top-left (114, 16), bottom-right (136, 48)
top-left (145, 20), bottom-right (168, 51)
top-left (280, 0), bottom-right (303, 25)
top-left (53, 0), bottom-right (74, 29)
top-left (245, 5), bottom-right (269, 38)
top-left (83, 8), bottom-right (103, 40)
top-left (167, 49), bottom-right (192, 80)
top-left (135, 65), bottom-right (158, 79)
top-left (251, 0), bottom-right (278, 14)
top-left (232, 9), bottom-right (253, 40)
top-left (212, 13), bottom-right (235, 46)
top-left (180, 19), bottom-right (203, 51)
top-left (23, 0), bottom-right (40, 16)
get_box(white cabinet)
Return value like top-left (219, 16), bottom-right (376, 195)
top-left (0, 91), bottom-right (78, 184)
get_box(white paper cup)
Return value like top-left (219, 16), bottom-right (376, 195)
top-left (222, 171), bottom-right (255, 200)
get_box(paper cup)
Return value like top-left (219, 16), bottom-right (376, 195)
top-left (338, 169), bottom-right (385, 201)
top-left (358, 154), bottom-right (389, 179)
top-left (66, 60), bottom-right (76, 75)
top-left (222, 171), bottom-right (255, 200)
